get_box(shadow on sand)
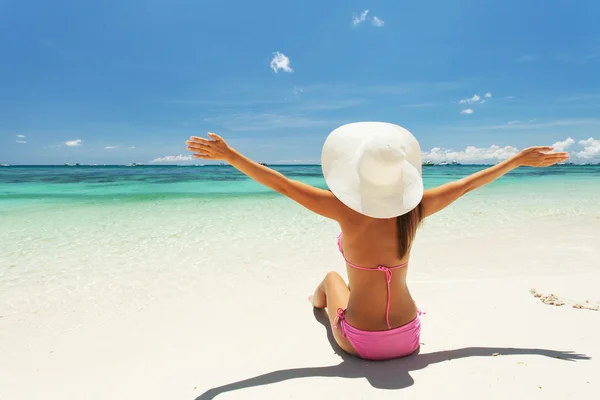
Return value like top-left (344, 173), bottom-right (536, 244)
top-left (196, 308), bottom-right (590, 399)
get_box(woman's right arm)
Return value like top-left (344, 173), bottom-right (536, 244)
top-left (186, 133), bottom-right (343, 220)
top-left (422, 146), bottom-right (569, 218)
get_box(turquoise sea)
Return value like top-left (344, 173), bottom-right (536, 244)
top-left (2, 164), bottom-right (600, 203)
top-left (1, 164), bottom-right (599, 225)
top-left (1, 164), bottom-right (599, 333)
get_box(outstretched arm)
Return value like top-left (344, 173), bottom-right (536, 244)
top-left (186, 133), bottom-right (341, 220)
top-left (422, 146), bottom-right (569, 218)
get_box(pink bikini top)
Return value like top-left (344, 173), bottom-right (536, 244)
top-left (337, 232), bottom-right (408, 329)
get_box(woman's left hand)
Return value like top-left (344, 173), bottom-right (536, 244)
top-left (186, 133), bottom-right (234, 162)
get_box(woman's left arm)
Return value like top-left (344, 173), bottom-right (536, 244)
top-left (186, 133), bottom-right (342, 220)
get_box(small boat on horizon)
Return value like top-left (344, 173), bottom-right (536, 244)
top-left (436, 160), bottom-right (461, 166)
top-left (422, 160), bottom-right (462, 166)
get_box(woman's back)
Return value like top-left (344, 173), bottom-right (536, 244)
top-left (338, 207), bottom-right (419, 331)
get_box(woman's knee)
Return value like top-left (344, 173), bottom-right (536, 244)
top-left (324, 271), bottom-right (344, 286)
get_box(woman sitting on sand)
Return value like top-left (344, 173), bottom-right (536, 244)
top-left (185, 122), bottom-right (568, 361)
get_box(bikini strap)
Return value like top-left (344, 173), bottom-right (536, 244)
top-left (377, 266), bottom-right (394, 329)
top-left (334, 308), bottom-right (347, 338)
top-left (337, 232), bottom-right (343, 253)
top-left (338, 233), bottom-right (408, 270)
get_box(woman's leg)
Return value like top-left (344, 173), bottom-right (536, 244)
top-left (311, 271), bottom-right (358, 356)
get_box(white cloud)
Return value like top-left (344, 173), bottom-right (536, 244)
top-left (459, 92), bottom-right (491, 107)
top-left (270, 52), bottom-right (293, 73)
top-left (576, 137), bottom-right (600, 160)
top-left (459, 94), bottom-right (481, 104)
top-left (16, 140), bottom-right (27, 144)
top-left (460, 108), bottom-right (474, 114)
top-left (151, 155), bottom-right (193, 163)
top-left (128, 146), bottom-right (136, 149)
top-left (551, 137), bottom-right (575, 152)
top-left (65, 139), bottom-right (82, 147)
top-left (16, 134), bottom-right (26, 138)
top-left (423, 145), bottom-right (520, 164)
top-left (507, 120), bottom-right (520, 125)
top-left (489, 136), bottom-right (600, 163)
top-left (372, 16), bottom-right (384, 27)
top-left (104, 146), bottom-right (117, 149)
top-left (352, 10), bottom-right (369, 26)
top-left (292, 86), bottom-right (304, 95)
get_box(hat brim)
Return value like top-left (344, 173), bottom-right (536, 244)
top-left (321, 122), bottom-right (424, 219)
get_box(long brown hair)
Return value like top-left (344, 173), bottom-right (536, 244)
top-left (395, 201), bottom-right (424, 259)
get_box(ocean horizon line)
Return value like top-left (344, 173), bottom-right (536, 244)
top-left (1, 163), bottom-right (599, 168)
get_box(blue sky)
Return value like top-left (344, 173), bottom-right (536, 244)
top-left (1, 0), bottom-right (599, 165)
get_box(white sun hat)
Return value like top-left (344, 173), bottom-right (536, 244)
top-left (321, 121), bottom-right (424, 219)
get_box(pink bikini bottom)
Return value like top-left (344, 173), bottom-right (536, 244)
top-left (335, 308), bottom-right (424, 361)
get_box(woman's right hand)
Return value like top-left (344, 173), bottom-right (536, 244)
top-left (186, 132), bottom-right (235, 162)
top-left (514, 146), bottom-right (570, 167)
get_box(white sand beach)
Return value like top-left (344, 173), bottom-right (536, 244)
top-left (1, 197), bottom-right (598, 400)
